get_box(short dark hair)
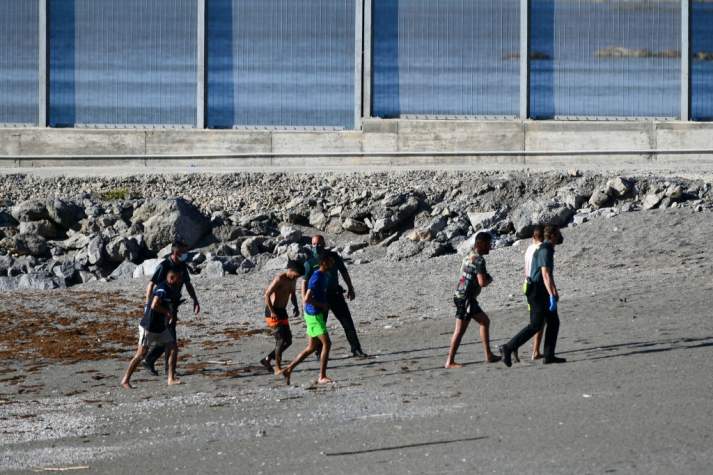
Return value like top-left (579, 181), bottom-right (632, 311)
top-left (475, 231), bottom-right (492, 243)
top-left (172, 240), bottom-right (188, 251)
top-left (286, 259), bottom-right (302, 273)
top-left (319, 253), bottom-right (334, 265)
top-left (532, 225), bottom-right (544, 241)
top-left (543, 225), bottom-right (560, 241)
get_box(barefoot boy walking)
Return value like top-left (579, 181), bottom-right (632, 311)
top-left (445, 232), bottom-right (501, 368)
top-left (260, 260), bottom-right (302, 375)
top-left (281, 254), bottom-right (335, 385)
top-left (121, 270), bottom-right (182, 388)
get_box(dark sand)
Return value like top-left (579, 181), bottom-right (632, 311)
top-left (1, 208), bottom-right (712, 474)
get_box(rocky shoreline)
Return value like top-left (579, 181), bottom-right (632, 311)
top-left (0, 171), bottom-right (711, 290)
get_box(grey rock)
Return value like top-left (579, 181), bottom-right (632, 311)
top-left (308, 208), bottom-right (329, 231)
top-left (132, 258), bottom-right (162, 278)
top-left (342, 218), bottom-right (370, 234)
top-left (204, 260), bottom-right (226, 278)
top-left (379, 232), bottom-right (400, 247)
top-left (588, 188), bottom-right (611, 209)
top-left (466, 210), bottom-right (498, 231)
top-left (324, 218), bottom-right (344, 235)
top-left (18, 273), bottom-right (58, 290)
top-left (279, 225), bottom-right (302, 243)
top-left (511, 199), bottom-right (576, 238)
top-left (78, 270), bottom-right (98, 284)
top-left (62, 232), bottom-right (91, 251)
top-left (134, 198), bottom-right (211, 252)
top-left (0, 276), bottom-right (19, 291)
top-left (105, 236), bottom-right (141, 263)
top-left (213, 224), bottom-right (248, 242)
top-left (263, 255), bottom-right (289, 271)
top-left (52, 260), bottom-right (77, 285)
top-left (241, 236), bottom-right (267, 258)
top-left (607, 177), bottom-right (633, 198)
top-left (386, 239), bottom-right (424, 261)
top-left (665, 184), bottom-right (684, 200)
top-left (6, 234), bottom-right (50, 258)
top-left (87, 235), bottom-right (105, 265)
top-left (642, 193), bottom-right (664, 210)
top-left (11, 199), bottom-right (50, 222)
top-left (422, 241), bottom-right (454, 259)
top-left (109, 261), bottom-right (138, 280)
top-left (19, 220), bottom-right (61, 239)
top-left (343, 241), bottom-right (369, 254)
top-left (47, 198), bottom-right (85, 230)
top-left (0, 210), bottom-right (18, 228)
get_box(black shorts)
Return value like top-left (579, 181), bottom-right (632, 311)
top-left (454, 297), bottom-right (483, 321)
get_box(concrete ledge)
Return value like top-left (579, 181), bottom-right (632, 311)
top-left (2, 119), bottom-right (713, 169)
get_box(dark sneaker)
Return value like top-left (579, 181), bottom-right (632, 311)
top-left (141, 360), bottom-right (158, 376)
top-left (499, 345), bottom-right (512, 368)
top-left (543, 356), bottom-right (567, 364)
top-left (512, 351), bottom-right (521, 364)
top-left (352, 350), bottom-right (369, 359)
top-left (259, 357), bottom-right (273, 373)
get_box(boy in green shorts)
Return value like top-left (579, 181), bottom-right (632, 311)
top-left (280, 254), bottom-right (335, 385)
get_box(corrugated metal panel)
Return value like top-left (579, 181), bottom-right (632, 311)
top-left (530, 0), bottom-right (681, 119)
top-left (0, 0), bottom-right (39, 125)
top-left (207, 0), bottom-right (356, 129)
top-left (49, 0), bottom-right (197, 127)
top-left (692, 0), bottom-right (713, 121)
top-left (371, 0), bottom-right (520, 118)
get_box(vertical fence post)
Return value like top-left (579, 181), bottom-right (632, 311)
top-left (197, 0), bottom-right (207, 129)
top-left (355, 0), bottom-right (364, 130)
top-left (681, 0), bottom-right (690, 121)
top-left (38, 0), bottom-right (48, 127)
top-left (519, 0), bottom-right (530, 120)
top-left (362, 0), bottom-right (372, 123)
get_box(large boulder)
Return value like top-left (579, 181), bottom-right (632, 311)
top-left (104, 236), bottom-right (141, 263)
top-left (308, 208), bottom-right (329, 231)
top-left (0, 276), bottom-right (19, 291)
top-left (18, 273), bottom-right (60, 290)
top-left (204, 259), bottom-right (225, 278)
top-left (133, 198), bottom-right (210, 252)
top-left (87, 235), bottom-right (105, 265)
top-left (0, 210), bottom-right (18, 228)
top-left (47, 198), bottom-right (86, 231)
top-left (18, 220), bottom-right (61, 239)
top-left (386, 239), bottom-right (425, 261)
top-left (52, 260), bottom-right (78, 285)
top-left (4, 234), bottom-right (50, 258)
top-left (132, 258), bottom-right (162, 278)
top-left (241, 236), bottom-right (268, 258)
top-left (466, 210), bottom-right (498, 232)
top-left (11, 200), bottom-right (50, 222)
top-left (109, 261), bottom-right (138, 280)
top-left (511, 199), bottom-right (576, 238)
top-left (61, 232), bottom-right (91, 251)
top-left (279, 225), bottom-right (302, 243)
top-left (212, 223), bottom-right (248, 242)
top-left (342, 217), bottom-right (370, 234)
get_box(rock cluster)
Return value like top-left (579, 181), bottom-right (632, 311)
top-left (0, 171), bottom-right (710, 289)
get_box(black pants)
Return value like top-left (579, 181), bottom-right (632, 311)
top-left (145, 320), bottom-right (177, 368)
top-left (267, 325), bottom-right (292, 360)
top-left (315, 291), bottom-right (363, 354)
top-left (507, 290), bottom-right (560, 359)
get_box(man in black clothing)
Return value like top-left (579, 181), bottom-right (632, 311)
top-left (500, 225), bottom-right (566, 366)
top-left (303, 235), bottom-right (367, 358)
top-left (142, 241), bottom-right (201, 375)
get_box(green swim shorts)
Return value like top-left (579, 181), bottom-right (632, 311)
top-left (304, 312), bottom-right (327, 338)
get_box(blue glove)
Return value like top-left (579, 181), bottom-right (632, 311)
top-left (549, 295), bottom-right (558, 312)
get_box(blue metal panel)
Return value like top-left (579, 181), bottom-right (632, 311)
top-left (49, 0), bottom-right (197, 127)
top-left (371, 0), bottom-right (520, 118)
top-left (530, 0), bottom-right (681, 119)
top-left (207, 0), bottom-right (356, 129)
top-left (0, 0), bottom-right (39, 125)
top-left (692, 0), bottom-right (713, 121)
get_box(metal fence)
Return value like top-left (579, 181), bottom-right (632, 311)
top-left (0, 0), bottom-right (711, 129)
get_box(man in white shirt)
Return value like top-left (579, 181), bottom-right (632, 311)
top-left (519, 225), bottom-right (544, 362)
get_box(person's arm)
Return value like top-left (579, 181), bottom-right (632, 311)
top-left (477, 272), bottom-right (491, 288)
top-left (264, 277), bottom-right (280, 316)
top-left (144, 281), bottom-right (156, 306)
top-left (542, 267), bottom-right (558, 298)
top-left (305, 289), bottom-right (328, 312)
top-left (185, 282), bottom-right (200, 315)
top-left (337, 258), bottom-right (356, 300)
top-left (290, 287), bottom-right (299, 318)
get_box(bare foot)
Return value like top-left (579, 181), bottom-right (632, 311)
top-left (532, 353), bottom-right (543, 361)
top-left (167, 379), bottom-right (182, 385)
top-left (444, 362), bottom-right (464, 369)
top-left (317, 376), bottom-right (334, 384)
top-left (279, 368), bottom-right (291, 385)
top-left (120, 381), bottom-right (133, 389)
top-left (273, 367), bottom-right (282, 377)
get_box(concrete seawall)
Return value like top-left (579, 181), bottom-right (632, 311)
top-left (2, 119), bottom-right (713, 168)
